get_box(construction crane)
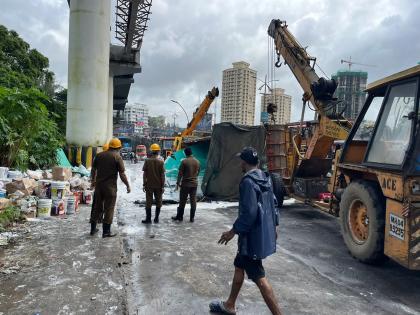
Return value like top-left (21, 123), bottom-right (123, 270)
top-left (267, 19), bottom-right (351, 164)
top-left (340, 56), bottom-right (376, 71)
top-left (171, 87), bottom-right (219, 153)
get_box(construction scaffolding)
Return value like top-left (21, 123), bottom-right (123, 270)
top-left (115, 0), bottom-right (152, 50)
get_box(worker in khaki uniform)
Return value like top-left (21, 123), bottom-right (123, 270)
top-left (172, 147), bottom-right (200, 222)
top-left (142, 143), bottom-right (165, 224)
top-left (90, 138), bottom-right (131, 237)
top-left (89, 142), bottom-right (110, 235)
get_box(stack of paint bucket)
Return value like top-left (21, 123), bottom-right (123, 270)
top-left (51, 181), bottom-right (67, 216)
top-left (37, 199), bottom-right (52, 218)
top-left (66, 195), bottom-right (77, 215)
top-left (38, 180), bottom-right (51, 199)
top-left (83, 190), bottom-right (94, 205)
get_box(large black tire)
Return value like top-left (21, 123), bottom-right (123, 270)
top-left (270, 173), bottom-right (286, 208)
top-left (339, 181), bottom-right (386, 264)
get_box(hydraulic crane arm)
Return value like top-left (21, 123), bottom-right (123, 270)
top-left (171, 87), bottom-right (219, 153)
top-left (268, 20), bottom-right (321, 111)
top-left (181, 87), bottom-right (219, 137)
top-left (268, 19), bottom-right (350, 161)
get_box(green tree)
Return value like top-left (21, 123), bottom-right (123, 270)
top-left (49, 87), bottom-right (67, 134)
top-left (0, 25), bottom-right (65, 170)
top-left (148, 115), bottom-right (166, 129)
top-left (0, 87), bottom-right (63, 170)
top-left (0, 25), bottom-right (54, 94)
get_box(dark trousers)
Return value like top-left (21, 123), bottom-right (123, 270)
top-left (90, 184), bottom-right (117, 224)
top-left (145, 187), bottom-right (163, 209)
top-left (178, 186), bottom-right (197, 217)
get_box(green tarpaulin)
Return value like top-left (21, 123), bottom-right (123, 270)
top-left (202, 123), bottom-right (266, 201)
top-left (56, 148), bottom-right (72, 167)
top-left (164, 140), bottom-right (210, 197)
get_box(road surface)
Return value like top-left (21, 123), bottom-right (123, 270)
top-left (118, 162), bottom-right (420, 315)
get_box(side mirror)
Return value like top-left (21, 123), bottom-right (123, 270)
top-left (406, 111), bottom-right (416, 120)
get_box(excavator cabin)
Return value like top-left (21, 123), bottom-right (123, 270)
top-left (336, 65), bottom-right (420, 269)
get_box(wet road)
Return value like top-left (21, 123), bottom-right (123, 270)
top-left (118, 163), bottom-right (420, 315)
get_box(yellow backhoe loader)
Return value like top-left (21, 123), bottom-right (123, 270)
top-left (268, 19), bottom-right (420, 269)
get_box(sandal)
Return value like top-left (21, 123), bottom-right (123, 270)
top-left (209, 301), bottom-right (236, 315)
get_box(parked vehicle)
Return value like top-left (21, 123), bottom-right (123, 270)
top-left (136, 145), bottom-right (147, 161)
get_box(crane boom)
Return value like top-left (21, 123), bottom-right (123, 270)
top-left (268, 19), bottom-right (351, 161)
top-left (181, 87), bottom-right (219, 137)
top-left (171, 87), bottom-right (219, 153)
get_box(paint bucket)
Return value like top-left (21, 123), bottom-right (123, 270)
top-left (7, 170), bottom-right (22, 179)
top-left (83, 190), bottom-right (93, 205)
top-left (66, 196), bottom-right (76, 215)
top-left (0, 167), bottom-right (8, 179)
top-left (73, 191), bottom-right (82, 207)
top-left (37, 199), bottom-right (52, 217)
top-left (51, 199), bottom-right (66, 216)
top-left (51, 181), bottom-right (67, 200)
top-left (38, 180), bottom-right (51, 198)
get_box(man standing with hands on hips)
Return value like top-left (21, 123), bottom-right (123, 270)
top-left (172, 147), bottom-right (200, 223)
top-left (209, 147), bottom-right (282, 315)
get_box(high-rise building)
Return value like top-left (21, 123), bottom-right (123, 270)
top-left (123, 103), bottom-right (149, 135)
top-left (221, 61), bottom-right (257, 125)
top-left (261, 88), bottom-right (292, 125)
top-left (331, 70), bottom-right (368, 120)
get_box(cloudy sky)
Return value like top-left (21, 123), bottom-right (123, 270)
top-left (1, 0), bottom-right (419, 126)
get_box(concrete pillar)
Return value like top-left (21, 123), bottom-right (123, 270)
top-left (66, 0), bottom-right (111, 146)
top-left (107, 76), bottom-right (114, 141)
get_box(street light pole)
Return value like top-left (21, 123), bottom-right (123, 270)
top-left (170, 100), bottom-right (190, 123)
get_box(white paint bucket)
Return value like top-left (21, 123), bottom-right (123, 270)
top-left (51, 181), bottom-right (67, 200)
top-left (84, 190), bottom-right (93, 205)
top-left (38, 180), bottom-right (51, 198)
top-left (37, 199), bottom-right (52, 217)
top-left (67, 196), bottom-right (76, 215)
top-left (0, 167), bottom-right (8, 179)
top-left (7, 170), bottom-right (22, 179)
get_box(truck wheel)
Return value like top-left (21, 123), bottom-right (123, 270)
top-left (270, 173), bottom-right (285, 208)
top-left (339, 181), bottom-right (386, 264)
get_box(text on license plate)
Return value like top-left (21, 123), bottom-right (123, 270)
top-left (389, 213), bottom-right (405, 241)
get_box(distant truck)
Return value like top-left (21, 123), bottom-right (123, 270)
top-left (136, 145), bottom-right (147, 161)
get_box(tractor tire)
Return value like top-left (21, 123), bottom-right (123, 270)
top-left (270, 173), bottom-right (285, 208)
top-left (339, 181), bottom-right (386, 264)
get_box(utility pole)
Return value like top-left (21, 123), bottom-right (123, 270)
top-left (172, 112), bottom-right (178, 130)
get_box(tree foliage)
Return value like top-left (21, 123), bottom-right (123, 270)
top-left (0, 25), bottom-right (65, 170)
top-left (148, 115), bottom-right (166, 129)
top-left (0, 25), bottom-right (55, 94)
top-left (0, 87), bottom-right (63, 170)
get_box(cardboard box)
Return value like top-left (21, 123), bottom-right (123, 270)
top-left (0, 198), bottom-right (10, 210)
top-left (52, 167), bottom-right (72, 181)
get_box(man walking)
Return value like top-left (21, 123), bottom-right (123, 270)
top-left (172, 147), bottom-right (200, 223)
top-left (142, 143), bottom-right (165, 224)
top-left (209, 147), bottom-right (282, 315)
top-left (90, 138), bottom-right (131, 238)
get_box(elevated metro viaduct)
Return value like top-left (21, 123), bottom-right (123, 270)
top-left (65, 0), bottom-right (152, 167)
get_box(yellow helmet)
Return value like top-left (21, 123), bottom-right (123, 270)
top-left (150, 143), bottom-right (161, 151)
top-left (109, 138), bottom-right (122, 149)
top-left (102, 143), bottom-right (109, 151)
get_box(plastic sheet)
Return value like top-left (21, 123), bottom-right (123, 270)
top-left (202, 123), bottom-right (267, 200)
top-left (164, 140), bottom-right (210, 199)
